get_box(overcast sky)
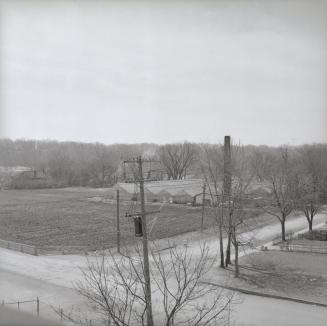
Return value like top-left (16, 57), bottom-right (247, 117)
top-left (0, 0), bottom-right (326, 146)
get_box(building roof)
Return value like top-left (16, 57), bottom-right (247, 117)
top-left (115, 179), bottom-right (204, 197)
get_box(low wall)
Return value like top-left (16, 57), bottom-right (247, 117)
top-left (0, 239), bottom-right (38, 255)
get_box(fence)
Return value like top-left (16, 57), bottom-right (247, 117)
top-left (279, 242), bottom-right (327, 254)
top-left (1, 297), bottom-right (39, 316)
top-left (1, 296), bottom-right (100, 326)
top-left (0, 239), bottom-right (38, 255)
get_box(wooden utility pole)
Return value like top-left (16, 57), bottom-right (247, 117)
top-left (137, 156), bottom-right (154, 326)
top-left (223, 136), bottom-right (232, 267)
top-left (123, 162), bottom-right (126, 181)
top-left (116, 189), bottom-right (120, 253)
top-left (123, 156), bottom-right (156, 326)
top-left (36, 297), bottom-right (39, 316)
top-left (201, 184), bottom-right (206, 232)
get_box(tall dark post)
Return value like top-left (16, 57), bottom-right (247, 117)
top-left (36, 297), bottom-right (39, 316)
top-left (223, 136), bottom-right (232, 266)
top-left (123, 162), bottom-right (126, 181)
top-left (116, 189), bottom-right (120, 253)
top-left (201, 184), bottom-right (206, 232)
top-left (138, 156), bottom-right (154, 326)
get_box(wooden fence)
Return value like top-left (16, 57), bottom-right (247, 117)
top-left (0, 239), bottom-right (38, 255)
top-left (1, 296), bottom-right (98, 325)
top-left (279, 242), bottom-right (327, 254)
top-left (1, 297), bottom-right (39, 316)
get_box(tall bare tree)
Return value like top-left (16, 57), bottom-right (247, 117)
top-left (158, 142), bottom-right (196, 180)
top-left (201, 141), bottom-right (254, 277)
top-left (226, 145), bottom-right (254, 277)
top-left (201, 144), bottom-right (225, 268)
top-left (89, 143), bottom-right (118, 186)
top-left (261, 147), bottom-right (297, 241)
top-left (295, 144), bottom-right (327, 230)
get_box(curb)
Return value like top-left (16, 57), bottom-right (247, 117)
top-left (201, 281), bottom-right (327, 308)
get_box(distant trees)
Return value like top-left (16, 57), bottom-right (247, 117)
top-left (250, 146), bottom-right (272, 182)
top-left (0, 139), bottom-right (158, 188)
top-left (158, 143), bottom-right (196, 180)
top-left (1, 137), bottom-right (327, 205)
top-left (89, 143), bottom-right (120, 186)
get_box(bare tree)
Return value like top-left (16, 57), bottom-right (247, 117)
top-left (76, 249), bottom-right (147, 326)
top-left (76, 243), bottom-right (234, 326)
top-left (250, 146), bottom-right (272, 182)
top-left (158, 142), bottom-right (196, 180)
top-left (201, 142), bottom-right (254, 277)
top-left (261, 147), bottom-right (297, 241)
top-left (201, 144), bottom-right (225, 268)
top-left (89, 143), bottom-right (118, 186)
top-left (295, 144), bottom-right (327, 230)
top-left (226, 146), bottom-right (254, 277)
top-left (150, 243), bottom-right (233, 325)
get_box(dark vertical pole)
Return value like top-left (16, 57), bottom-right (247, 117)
top-left (36, 297), bottom-right (39, 316)
top-left (224, 135), bottom-right (232, 266)
top-left (138, 156), bottom-right (154, 326)
top-left (201, 184), bottom-right (206, 232)
top-left (123, 162), bottom-right (126, 181)
top-left (116, 190), bottom-right (120, 253)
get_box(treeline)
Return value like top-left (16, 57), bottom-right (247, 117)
top-left (0, 138), bottom-right (327, 193)
top-left (0, 139), bottom-right (157, 187)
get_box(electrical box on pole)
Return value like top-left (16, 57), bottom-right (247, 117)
top-left (133, 216), bottom-right (143, 237)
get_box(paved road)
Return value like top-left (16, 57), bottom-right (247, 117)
top-left (233, 294), bottom-right (327, 326)
top-left (0, 306), bottom-right (62, 326)
top-left (0, 268), bottom-right (85, 324)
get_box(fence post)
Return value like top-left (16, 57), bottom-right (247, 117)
top-left (36, 297), bottom-right (39, 316)
top-left (34, 247), bottom-right (38, 256)
top-left (17, 301), bottom-right (20, 310)
top-left (60, 308), bottom-right (63, 322)
top-left (1, 300), bottom-right (4, 306)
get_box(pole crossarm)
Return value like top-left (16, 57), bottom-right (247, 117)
top-left (125, 210), bottom-right (161, 217)
top-left (123, 158), bottom-right (160, 164)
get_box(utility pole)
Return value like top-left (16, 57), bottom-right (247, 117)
top-left (123, 156), bottom-right (156, 326)
top-left (123, 162), bottom-right (126, 181)
top-left (201, 184), bottom-right (206, 232)
top-left (223, 135), bottom-right (232, 267)
top-left (137, 156), bottom-right (154, 326)
top-left (116, 189), bottom-right (120, 253)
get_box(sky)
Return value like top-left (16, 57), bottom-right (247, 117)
top-left (0, 0), bottom-right (326, 146)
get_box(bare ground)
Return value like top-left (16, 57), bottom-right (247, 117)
top-left (211, 250), bottom-right (327, 305)
top-left (0, 188), bottom-right (264, 253)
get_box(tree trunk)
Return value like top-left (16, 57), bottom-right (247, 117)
top-left (219, 222), bottom-right (225, 268)
top-left (308, 218), bottom-right (313, 231)
top-left (281, 219), bottom-right (286, 241)
top-left (234, 242), bottom-right (239, 278)
top-left (225, 232), bottom-right (232, 267)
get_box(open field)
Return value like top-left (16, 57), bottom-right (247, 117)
top-left (0, 188), bottom-right (268, 253)
top-left (222, 250), bottom-right (327, 305)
